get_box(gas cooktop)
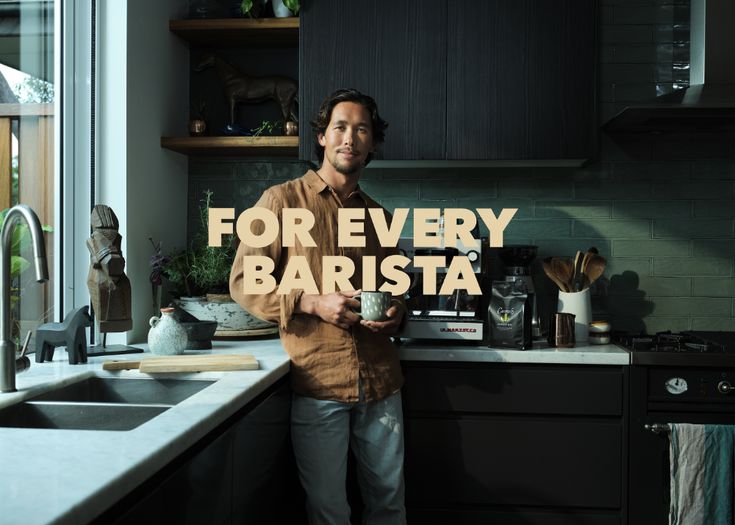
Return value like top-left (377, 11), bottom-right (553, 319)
top-left (614, 331), bottom-right (735, 367)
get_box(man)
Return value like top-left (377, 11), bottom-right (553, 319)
top-left (230, 88), bottom-right (407, 524)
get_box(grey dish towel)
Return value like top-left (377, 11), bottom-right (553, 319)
top-left (669, 423), bottom-right (735, 525)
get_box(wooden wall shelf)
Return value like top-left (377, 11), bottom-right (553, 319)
top-left (161, 136), bottom-right (299, 157)
top-left (169, 18), bottom-right (299, 46)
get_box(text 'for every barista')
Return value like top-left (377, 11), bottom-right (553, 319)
top-left (210, 206), bottom-right (517, 296)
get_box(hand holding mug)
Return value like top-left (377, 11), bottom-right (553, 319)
top-left (356, 291), bottom-right (405, 334)
top-left (299, 290), bottom-right (361, 330)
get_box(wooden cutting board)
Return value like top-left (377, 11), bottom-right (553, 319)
top-left (102, 354), bottom-right (259, 373)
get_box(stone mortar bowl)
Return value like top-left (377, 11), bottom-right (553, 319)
top-left (179, 320), bottom-right (218, 350)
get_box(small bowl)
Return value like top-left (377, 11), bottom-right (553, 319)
top-left (179, 321), bottom-right (218, 350)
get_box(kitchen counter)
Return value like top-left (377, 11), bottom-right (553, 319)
top-left (0, 339), bottom-right (289, 525)
top-left (1, 337), bottom-right (629, 524)
top-left (398, 342), bottom-right (629, 365)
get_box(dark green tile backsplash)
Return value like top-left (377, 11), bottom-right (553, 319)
top-left (189, 0), bottom-right (735, 333)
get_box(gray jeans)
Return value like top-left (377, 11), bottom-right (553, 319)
top-left (291, 387), bottom-right (406, 525)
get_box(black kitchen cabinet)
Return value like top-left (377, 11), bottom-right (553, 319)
top-left (231, 378), bottom-right (303, 523)
top-left (99, 377), bottom-right (305, 525)
top-left (446, 0), bottom-right (598, 160)
top-left (299, 0), bottom-right (447, 161)
top-left (300, 0), bottom-right (597, 162)
top-left (402, 362), bottom-right (628, 524)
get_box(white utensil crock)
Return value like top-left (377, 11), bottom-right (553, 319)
top-left (557, 288), bottom-right (592, 345)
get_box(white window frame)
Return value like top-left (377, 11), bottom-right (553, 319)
top-left (57, 0), bottom-right (93, 320)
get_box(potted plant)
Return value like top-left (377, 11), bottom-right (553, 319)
top-left (240, 0), bottom-right (298, 18)
top-left (150, 190), bottom-right (277, 335)
top-left (250, 119), bottom-right (282, 136)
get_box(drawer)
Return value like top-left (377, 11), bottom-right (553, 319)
top-left (405, 417), bottom-right (623, 509)
top-left (402, 363), bottom-right (624, 416)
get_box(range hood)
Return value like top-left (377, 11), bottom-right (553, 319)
top-left (604, 0), bottom-right (735, 133)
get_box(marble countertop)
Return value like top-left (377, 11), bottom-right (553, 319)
top-left (398, 342), bottom-right (630, 365)
top-left (0, 336), bottom-right (629, 524)
top-left (0, 339), bottom-right (289, 525)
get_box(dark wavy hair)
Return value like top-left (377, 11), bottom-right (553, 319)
top-left (310, 88), bottom-right (388, 166)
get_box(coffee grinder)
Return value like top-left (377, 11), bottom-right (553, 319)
top-left (498, 245), bottom-right (543, 340)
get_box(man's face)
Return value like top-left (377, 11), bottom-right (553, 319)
top-left (318, 101), bottom-right (374, 175)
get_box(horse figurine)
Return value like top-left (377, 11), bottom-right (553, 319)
top-left (35, 306), bottom-right (93, 365)
top-left (194, 53), bottom-right (298, 126)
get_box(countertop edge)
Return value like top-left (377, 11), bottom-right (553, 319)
top-left (398, 343), bottom-right (630, 365)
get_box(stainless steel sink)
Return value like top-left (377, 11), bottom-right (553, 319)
top-left (0, 376), bottom-right (218, 431)
top-left (0, 402), bottom-right (169, 431)
top-left (31, 377), bottom-right (215, 405)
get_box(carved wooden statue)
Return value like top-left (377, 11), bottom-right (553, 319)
top-left (194, 53), bottom-right (298, 127)
top-left (86, 205), bottom-right (132, 333)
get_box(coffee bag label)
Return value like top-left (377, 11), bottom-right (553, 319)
top-left (488, 281), bottom-right (532, 349)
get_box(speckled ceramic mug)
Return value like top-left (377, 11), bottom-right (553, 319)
top-left (356, 291), bottom-right (393, 322)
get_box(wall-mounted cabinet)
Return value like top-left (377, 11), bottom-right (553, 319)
top-left (300, 0), bottom-right (597, 163)
top-left (162, 18), bottom-right (299, 158)
top-left (446, 0), bottom-right (597, 161)
top-left (299, 0), bottom-right (447, 161)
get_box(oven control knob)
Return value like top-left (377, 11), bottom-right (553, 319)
top-left (717, 381), bottom-right (733, 394)
top-left (466, 250), bottom-right (479, 263)
top-left (665, 377), bottom-right (687, 395)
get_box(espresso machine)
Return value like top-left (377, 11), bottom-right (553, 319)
top-left (497, 245), bottom-right (543, 340)
top-left (397, 236), bottom-right (488, 342)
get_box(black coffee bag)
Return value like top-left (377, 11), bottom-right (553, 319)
top-left (488, 280), bottom-right (532, 349)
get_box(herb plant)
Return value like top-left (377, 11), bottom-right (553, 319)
top-left (153, 190), bottom-right (235, 297)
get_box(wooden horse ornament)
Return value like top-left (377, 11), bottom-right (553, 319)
top-left (35, 306), bottom-right (93, 364)
top-left (194, 53), bottom-right (298, 126)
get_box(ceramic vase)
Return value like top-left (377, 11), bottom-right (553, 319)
top-left (272, 0), bottom-right (292, 17)
top-left (148, 307), bottom-right (188, 355)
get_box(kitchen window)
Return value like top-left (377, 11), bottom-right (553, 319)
top-left (0, 0), bottom-right (94, 346)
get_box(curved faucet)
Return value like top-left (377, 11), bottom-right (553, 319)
top-left (0, 205), bottom-right (48, 392)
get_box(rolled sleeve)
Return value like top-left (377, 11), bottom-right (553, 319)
top-left (229, 189), bottom-right (298, 329)
top-left (279, 289), bottom-right (304, 331)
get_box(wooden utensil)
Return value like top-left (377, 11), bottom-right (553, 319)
top-left (103, 354), bottom-right (259, 373)
top-left (572, 251), bottom-right (585, 291)
top-left (581, 251), bottom-right (592, 274)
top-left (579, 251), bottom-right (594, 289)
top-left (542, 258), bottom-right (569, 292)
top-left (551, 257), bottom-right (574, 292)
top-left (584, 255), bottom-right (607, 286)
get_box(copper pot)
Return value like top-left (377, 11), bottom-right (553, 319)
top-left (189, 118), bottom-right (206, 136)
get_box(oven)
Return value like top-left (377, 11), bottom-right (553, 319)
top-left (619, 332), bottom-right (735, 525)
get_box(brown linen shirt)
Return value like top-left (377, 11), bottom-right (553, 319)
top-left (229, 170), bottom-right (405, 403)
